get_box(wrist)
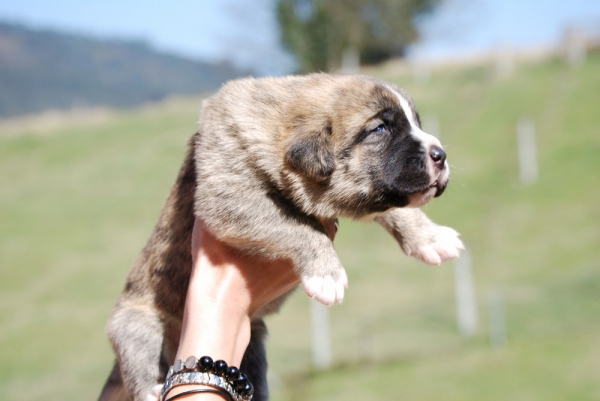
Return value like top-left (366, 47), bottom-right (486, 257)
top-left (161, 356), bottom-right (254, 401)
top-left (164, 384), bottom-right (229, 401)
top-left (177, 249), bottom-right (252, 365)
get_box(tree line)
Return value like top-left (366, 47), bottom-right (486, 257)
top-left (276, 0), bottom-right (440, 72)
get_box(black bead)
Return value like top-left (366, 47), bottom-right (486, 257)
top-left (213, 359), bottom-right (228, 376)
top-left (198, 356), bottom-right (213, 372)
top-left (240, 382), bottom-right (254, 398)
top-left (234, 373), bottom-right (248, 390)
top-left (225, 366), bottom-right (240, 382)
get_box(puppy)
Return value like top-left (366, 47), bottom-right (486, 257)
top-left (98, 74), bottom-right (463, 401)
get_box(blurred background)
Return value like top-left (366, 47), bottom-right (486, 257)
top-left (1, 1), bottom-right (599, 400)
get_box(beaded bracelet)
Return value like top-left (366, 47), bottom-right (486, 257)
top-left (160, 356), bottom-right (254, 401)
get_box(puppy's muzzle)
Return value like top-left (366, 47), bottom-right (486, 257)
top-left (428, 145), bottom-right (448, 197)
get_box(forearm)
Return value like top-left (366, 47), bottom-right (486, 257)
top-left (164, 246), bottom-right (253, 400)
top-left (160, 217), bottom-right (331, 401)
top-left (176, 251), bottom-right (252, 366)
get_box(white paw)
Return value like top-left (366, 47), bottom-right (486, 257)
top-left (411, 226), bottom-right (465, 265)
top-left (302, 270), bottom-right (348, 306)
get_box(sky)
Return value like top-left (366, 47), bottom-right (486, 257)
top-left (410, 0), bottom-right (600, 61)
top-left (1, 0), bottom-right (599, 73)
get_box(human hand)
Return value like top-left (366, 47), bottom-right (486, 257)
top-left (158, 217), bottom-right (338, 401)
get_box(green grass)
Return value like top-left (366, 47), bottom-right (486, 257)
top-left (0, 100), bottom-right (202, 399)
top-left (1, 53), bottom-right (599, 400)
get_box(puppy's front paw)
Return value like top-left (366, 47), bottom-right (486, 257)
top-left (301, 269), bottom-right (348, 307)
top-left (407, 225), bottom-right (464, 265)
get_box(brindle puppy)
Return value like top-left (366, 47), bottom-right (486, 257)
top-left (98, 74), bottom-right (463, 401)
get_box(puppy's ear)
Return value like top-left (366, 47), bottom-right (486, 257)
top-left (285, 125), bottom-right (336, 181)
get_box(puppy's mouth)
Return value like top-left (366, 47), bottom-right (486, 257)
top-left (406, 179), bottom-right (448, 207)
top-left (416, 182), bottom-right (441, 198)
top-left (430, 180), bottom-right (447, 198)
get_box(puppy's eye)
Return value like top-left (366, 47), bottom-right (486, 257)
top-left (359, 123), bottom-right (390, 143)
top-left (368, 124), bottom-right (390, 140)
top-left (373, 123), bottom-right (388, 134)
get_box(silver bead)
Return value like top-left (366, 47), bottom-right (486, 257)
top-left (173, 359), bottom-right (184, 372)
top-left (184, 356), bottom-right (197, 370)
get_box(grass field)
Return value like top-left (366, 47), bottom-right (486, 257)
top-left (1, 52), bottom-right (599, 400)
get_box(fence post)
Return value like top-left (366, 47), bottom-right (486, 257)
top-left (563, 25), bottom-right (587, 67)
top-left (311, 299), bottom-right (332, 369)
top-left (488, 288), bottom-right (508, 348)
top-left (422, 114), bottom-right (440, 140)
top-left (341, 46), bottom-right (360, 74)
top-left (495, 45), bottom-right (514, 79)
top-left (453, 248), bottom-right (478, 337)
top-left (517, 117), bottom-right (538, 185)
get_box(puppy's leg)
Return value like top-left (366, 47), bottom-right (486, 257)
top-left (197, 176), bottom-right (346, 306)
top-left (106, 304), bottom-right (169, 401)
top-left (375, 208), bottom-right (464, 265)
top-left (98, 361), bottom-right (130, 401)
top-left (240, 318), bottom-right (269, 401)
top-left (252, 214), bottom-right (346, 306)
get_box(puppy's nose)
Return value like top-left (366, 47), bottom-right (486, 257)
top-left (429, 146), bottom-right (446, 166)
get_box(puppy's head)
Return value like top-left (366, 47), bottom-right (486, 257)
top-left (284, 75), bottom-right (449, 217)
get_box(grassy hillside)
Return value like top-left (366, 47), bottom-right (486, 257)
top-left (0, 22), bottom-right (245, 117)
top-left (265, 53), bottom-right (600, 400)
top-left (0, 52), bottom-right (599, 400)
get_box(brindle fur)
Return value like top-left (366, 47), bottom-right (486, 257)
top-left (99, 74), bottom-right (461, 401)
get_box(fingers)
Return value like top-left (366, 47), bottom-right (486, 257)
top-left (146, 384), bottom-right (162, 401)
top-left (320, 218), bottom-right (339, 240)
